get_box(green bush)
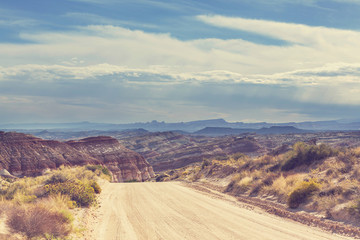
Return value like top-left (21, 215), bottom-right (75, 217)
top-left (86, 165), bottom-right (112, 178)
top-left (45, 173), bottom-right (69, 185)
top-left (90, 181), bottom-right (102, 194)
top-left (281, 142), bottom-right (336, 171)
top-left (45, 180), bottom-right (96, 207)
top-left (288, 180), bottom-right (320, 209)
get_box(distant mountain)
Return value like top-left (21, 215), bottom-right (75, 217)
top-left (1, 118), bottom-right (360, 132)
top-left (193, 126), bottom-right (309, 136)
top-left (256, 126), bottom-right (310, 135)
top-left (193, 127), bottom-right (253, 136)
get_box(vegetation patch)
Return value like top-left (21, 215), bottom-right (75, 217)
top-left (125, 179), bottom-right (139, 183)
top-left (155, 173), bottom-right (169, 182)
top-left (45, 179), bottom-right (97, 207)
top-left (6, 204), bottom-right (72, 239)
top-left (0, 165), bottom-right (107, 238)
top-left (90, 180), bottom-right (102, 194)
top-left (281, 142), bottom-right (336, 171)
top-left (86, 165), bottom-right (112, 180)
top-left (153, 143), bottom-right (360, 227)
top-left (287, 180), bottom-right (320, 209)
top-left (348, 200), bottom-right (360, 219)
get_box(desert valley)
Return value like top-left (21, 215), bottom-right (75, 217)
top-left (2, 0), bottom-right (360, 239)
top-left (1, 119), bottom-right (360, 239)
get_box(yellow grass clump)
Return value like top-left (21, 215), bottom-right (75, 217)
top-left (0, 165), bottom-right (109, 239)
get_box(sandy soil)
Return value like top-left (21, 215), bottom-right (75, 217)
top-left (86, 182), bottom-right (354, 240)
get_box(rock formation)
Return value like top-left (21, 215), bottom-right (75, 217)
top-left (0, 131), bottom-right (154, 182)
top-left (67, 136), bottom-right (154, 182)
top-left (118, 132), bottom-right (263, 171)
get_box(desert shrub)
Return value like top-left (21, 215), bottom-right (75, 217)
top-left (38, 193), bottom-right (77, 211)
top-left (225, 174), bottom-right (241, 193)
top-left (233, 177), bottom-right (252, 195)
top-left (262, 173), bottom-right (278, 186)
top-left (352, 147), bottom-right (360, 157)
top-left (245, 172), bottom-right (305, 203)
top-left (190, 172), bottom-right (202, 182)
top-left (249, 182), bottom-right (263, 196)
top-left (201, 159), bottom-right (211, 169)
top-left (6, 204), bottom-right (72, 239)
top-left (281, 142), bottom-right (336, 171)
top-left (125, 179), bottom-right (139, 183)
top-left (1, 180), bottom-right (34, 200)
top-left (232, 152), bottom-right (247, 161)
top-left (181, 169), bottom-right (190, 177)
top-left (45, 173), bottom-right (69, 185)
top-left (45, 180), bottom-right (96, 207)
top-left (12, 193), bottom-right (37, 204)
top-left (86, 165), bottom-right (112, 179)
top-left (318, 186), bottom-right (343, 197)
top-left (155, 173), bottom-right (169, 182)
top-left (225, 175), bottom-right (253, 195)
top-left (288, 179), bottom-right (320, 209)
top-left (215, 155), bottom-right (230, 161)
top-left (90, 180), bottom-right (102, 194)
top-left (348, 200), bottom-right (360, 218)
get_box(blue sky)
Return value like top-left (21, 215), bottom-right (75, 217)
top-left (1, 0), bottom-right (360, 124)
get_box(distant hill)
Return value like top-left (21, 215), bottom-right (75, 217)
top-left (193, 126), bottom-right (309, 136)
top-left (1, 118), bottom-right (360, 132)
top-left (25, 128), bottom-right (149, 141)
top-left (256, 126), bottom-right (310, 135)
top-left (193, 127), bottom-right (253, 136)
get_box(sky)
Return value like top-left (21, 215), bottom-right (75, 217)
top-left (1, 0), bottom-right (360, 124)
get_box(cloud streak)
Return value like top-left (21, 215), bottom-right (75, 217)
top-left (1, 20), bottom-right (360, 76)
top-left (196, 14), bottom-right (360, 47)
top-left (1, 62), bottom-right (360, 110)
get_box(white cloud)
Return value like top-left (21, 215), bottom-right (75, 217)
top-left (196, 15), bottom-right (360, 47)
top-left (0, 18), bottom-right (359, 77)
top-left (1, 62), bottom-right (360, 106)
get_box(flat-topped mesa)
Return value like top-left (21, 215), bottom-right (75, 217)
top-left (67, 136), bottom-right (155, 182)
top-left (0, 132), bottom-right (154, 182)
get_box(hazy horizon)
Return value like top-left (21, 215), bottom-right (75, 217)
top-left (0, 117), bottom-right (357, 125)
top-left (1, 1), bottom-right (360, 124)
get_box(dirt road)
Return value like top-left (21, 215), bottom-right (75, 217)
top-left (87, 182), bottom-right (353, 240)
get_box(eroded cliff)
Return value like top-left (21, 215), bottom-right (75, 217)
top-left (0, 131), bottom-right (154, 182)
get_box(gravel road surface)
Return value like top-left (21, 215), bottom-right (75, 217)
top-left (87, 182), bottom-right (353, 240)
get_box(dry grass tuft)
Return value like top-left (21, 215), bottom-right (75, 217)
top-left (6, 204), bottom-right (72, 239)
top-left (0, 165), bottom-right (108, 238)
